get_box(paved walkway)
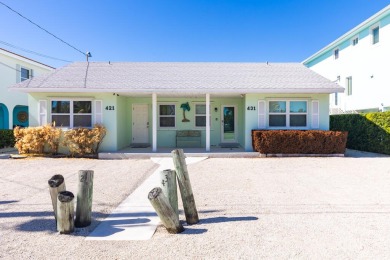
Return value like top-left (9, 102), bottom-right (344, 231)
top-left (86, 157), bottom-right (207, 240)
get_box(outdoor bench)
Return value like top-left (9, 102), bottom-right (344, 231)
top-left (176, 130), bottom-right (201, 148)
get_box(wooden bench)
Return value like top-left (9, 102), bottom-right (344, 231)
top-left (176, 130), bottom-right (201, 148)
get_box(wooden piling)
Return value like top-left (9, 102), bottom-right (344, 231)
top-left (57, 191), bottom-right (75, 234)
top-left (171, 149), bottom-right (199, 225)
top-left (75, 170), bottom-right (94, 228)
top-left (148, 187), bottom-right (184, 234)
top-left (160, 169), bottom-right (179, 216)
top-left (48, 174), bottom-right (66, 221)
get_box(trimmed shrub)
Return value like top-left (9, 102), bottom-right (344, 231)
top-left (252, 130), bottom-right (348, 154)
top-left (0, 129), bottom-right (15, 148)
top-left (330, 111), bottom-right (390, 155)
top-left (62, 124), bottom-right (106, 157)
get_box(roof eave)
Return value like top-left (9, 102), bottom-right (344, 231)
top-left (10, 87), bottom-right (344, 94)
top-left (302, 4), bottom-right (390, 64)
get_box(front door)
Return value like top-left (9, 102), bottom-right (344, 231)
top-left (132, 104), bottom-right (149, 143)
top-left (221, 105), bottom-right (237, 143)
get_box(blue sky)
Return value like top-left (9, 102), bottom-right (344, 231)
top-left (1, 0), bottom-right (389, 68)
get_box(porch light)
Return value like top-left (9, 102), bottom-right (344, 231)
top-left (214, 107), bottom-right (218, 112)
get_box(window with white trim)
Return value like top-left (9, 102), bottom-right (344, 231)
top-left (21, 67), bottom-right (30, 81)
top-left (51, 100), bottom-right (92, 127)
top-left (372, 26), bottom-right (379, 44)
top-left (346, 76), bottom-right (352, 96)
top-left (352, 36), bottom-right (359, 46)
top-left (268, 100), bottom-right (307, 128)
top-left (195, 104), bottom-right (206, 127)
top-left (334, 48), bottom-right (339, 59)
top-left (159, 104), bottom-right (176, 128)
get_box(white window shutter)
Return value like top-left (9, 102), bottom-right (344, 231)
top-left (94, 100), bottom-right (103, 124)
top-left (16, 64), bottom-right (21, 83)
top-left (258, 100), bottom-right (266, 129)
top-left (311, 100), bottom-right (319, 129)
top-left (30, 69), bottom-right (34, 78)
top-left (38, 100), bottom-right (47, 126)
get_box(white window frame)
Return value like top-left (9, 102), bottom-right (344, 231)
top-left (334, 48), bottom-right (339, 60)
top-left (352, 36), bottom-right (359, 46)
top-left (20, 67), bottom-right (31, 81)
top-left (371, 24), bottom-right (380, 45)
top-left (50, 98), bottom-right (93, 128)
top-left (267, 99), bottom-right (309, 129)
top-left (194, 103), bottom-right (211, 128)
top-left (158, 103), bottom-right (176, 129)
top-left (346, 76), bottom-right (352, 96)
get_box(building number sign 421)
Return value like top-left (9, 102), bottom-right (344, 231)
top-left (247, 106), bottom-right (256, 111)
top-left (105, 106), bottom-right (115, 111)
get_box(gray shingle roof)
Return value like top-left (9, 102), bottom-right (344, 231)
top-left (11, 62), bottom-right (343, 94)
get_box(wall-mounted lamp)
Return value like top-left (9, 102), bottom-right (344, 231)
top-left (214, 107), bottom-right (218, 112)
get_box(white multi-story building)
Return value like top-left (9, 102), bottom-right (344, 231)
top-left (303, 5), bottom-right (390, 114)
top-left (0, 48), bottom-right (54, 129)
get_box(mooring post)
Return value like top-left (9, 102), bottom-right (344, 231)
top-left (148, 187), bottom-right (184, 234)
top-left (75, 170), bottom-right (94, 228)
top-left (171, 149), bottom-right (199, 225)
top-left (57, 191), bottom-right (75, 234)
top-left (48, 174), bottom-right (66, 221)
top-left (160, 169), bottom-right (179, 216)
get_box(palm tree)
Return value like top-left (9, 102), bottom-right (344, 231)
top-left (180, 102), bottom-right (190, 122)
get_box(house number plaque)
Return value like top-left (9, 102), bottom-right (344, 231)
top-left (105, 106), bottom-right (115, 111)
top-left (247, 106), bottom-right (256, 111)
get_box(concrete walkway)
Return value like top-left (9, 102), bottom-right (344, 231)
top-left (86, 156), bottom-right (207, 240)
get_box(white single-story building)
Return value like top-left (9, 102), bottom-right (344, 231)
top-left (10, 62), bottom-right (343, 152)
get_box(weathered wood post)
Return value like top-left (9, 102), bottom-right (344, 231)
top-left (148, 187), bottom-right (184, 234)
top-left (160, 169), bottom-right (179, 216)
top-left (75, 170), bottom-right (94, 228)
top-left (171, 149), bottom-right (199, 224)
top-left (57, 191), bottom-right (75, 234)
top-left (48, 174), bottom-right (66, 221)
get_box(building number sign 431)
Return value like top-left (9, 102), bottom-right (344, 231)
top-left (247, 106), bottom-right (256, 111)
top-left (105, 106), bottom-right (115, 111)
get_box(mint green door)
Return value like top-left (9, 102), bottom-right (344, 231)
top-left (221, 105), bottom-right (237, 142)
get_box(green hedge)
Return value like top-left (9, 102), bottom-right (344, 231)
top-left (0, 129), bottom-right (15, 148)
top-left (251, 130), bottom-right (348, 154)
top-left (330, 111), bottom-right (390, 155)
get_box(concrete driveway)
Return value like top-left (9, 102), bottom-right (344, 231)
top-left (0, 150), bottom-right (389, 259)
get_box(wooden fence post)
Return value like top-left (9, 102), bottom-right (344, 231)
top-left (75, 170), bottom-right (94, 228)
top-left (48, 174), bottom-right (66, 221)
top-left (171, 149), bottom-right (199, 225)
top-left (148, 187), bottom-right (184, 234)
top-left (160, 169), bottom-right (179, 216)
top-left (57, 191), bottom-right (75, 234)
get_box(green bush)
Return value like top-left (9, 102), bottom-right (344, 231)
top-left (330, 111), bottom-right (390, 155)
top-left (251, 130), bottom-right (348, 154)
top-left (0, 129), bottom-right (15, 148)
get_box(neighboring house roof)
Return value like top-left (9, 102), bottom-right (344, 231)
top-left (10, 62), bottom-right (343, 94)
top-left (303, 4), bottom-right (390, 65)
top-left (0, 48), bottom-right (55, 70)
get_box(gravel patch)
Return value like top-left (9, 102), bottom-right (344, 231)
top-left (1, 154), bottom-right (390, 259)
